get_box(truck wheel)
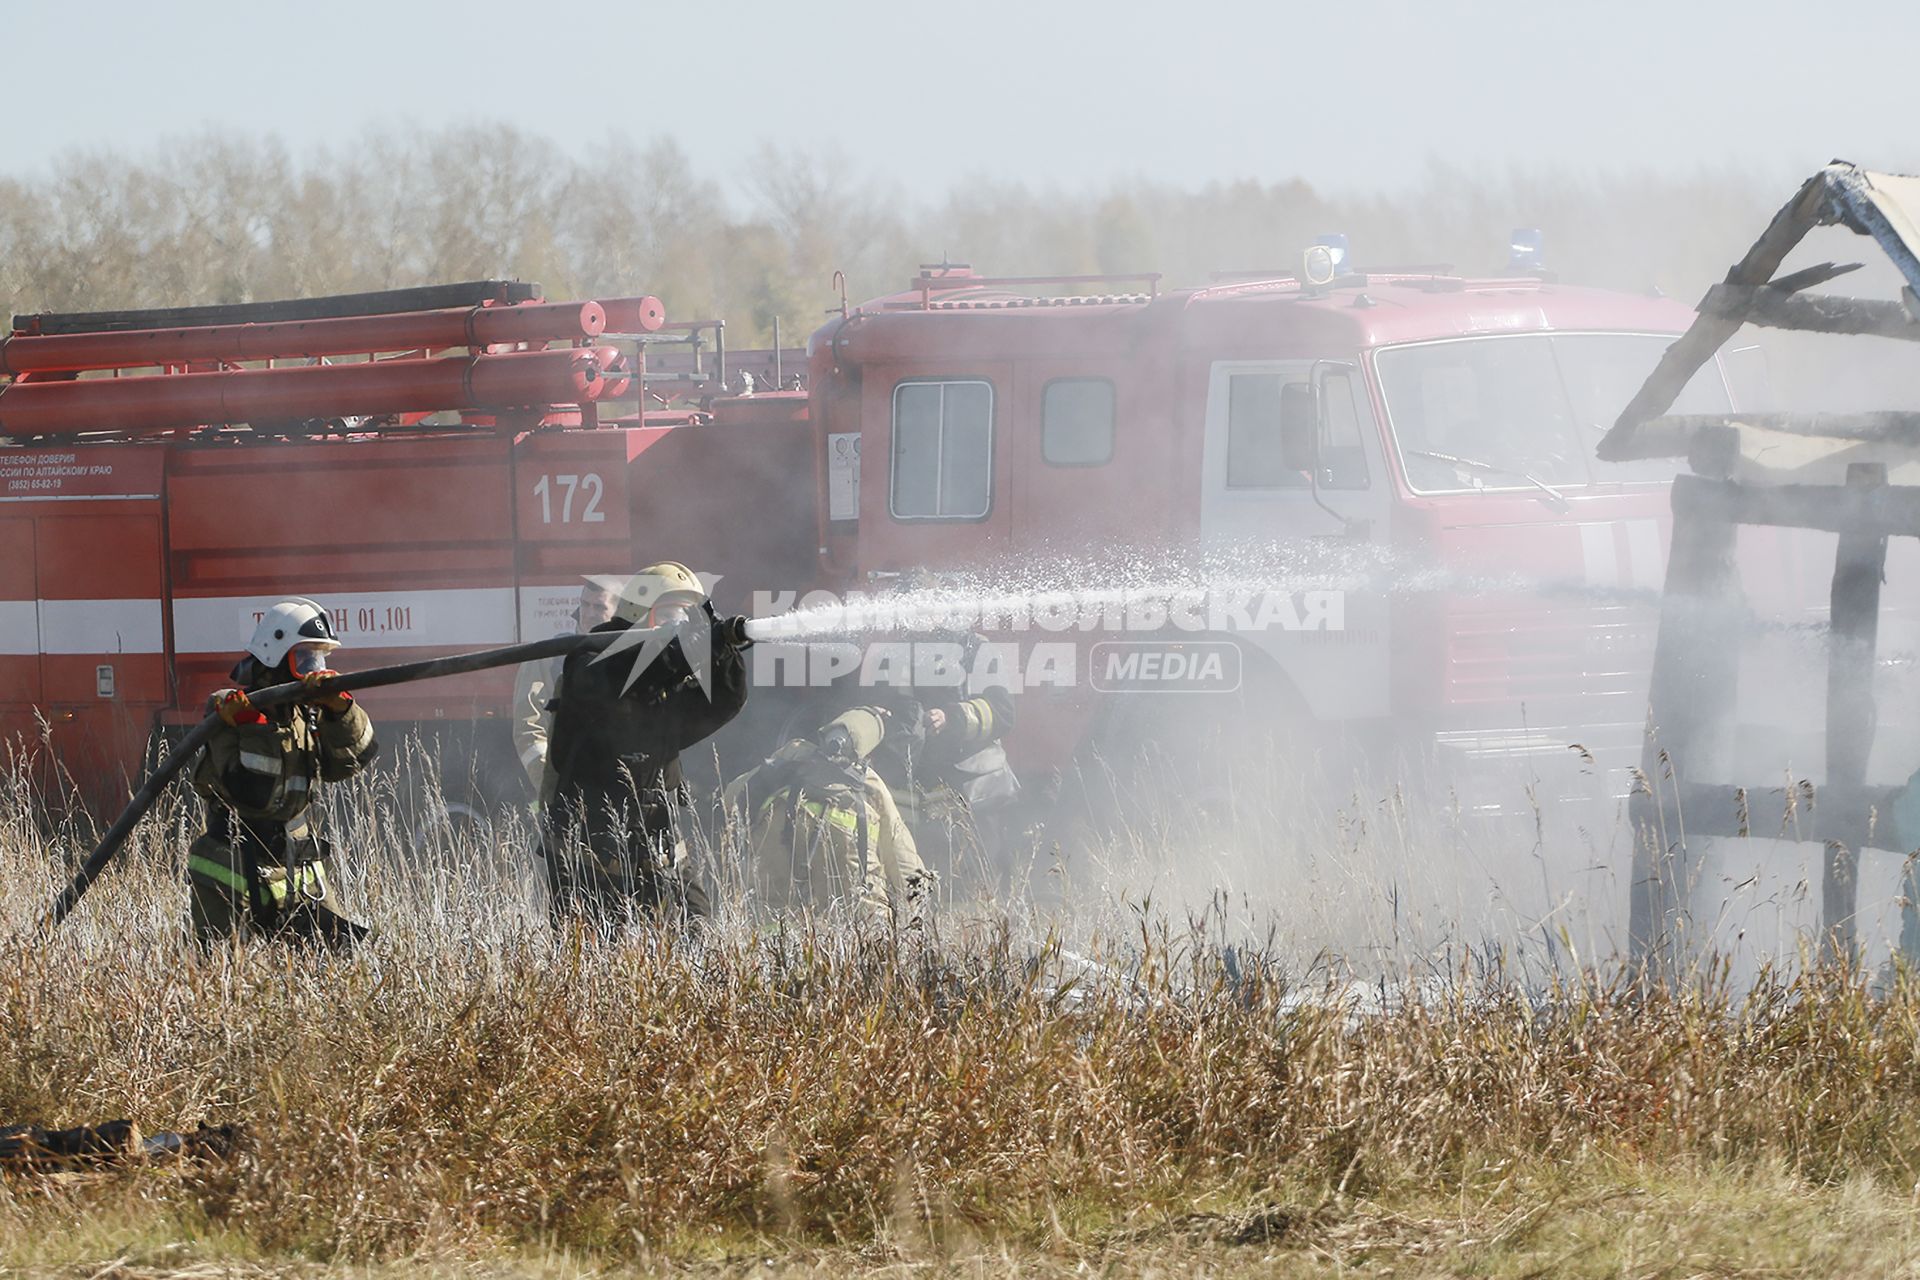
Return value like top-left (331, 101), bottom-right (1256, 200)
top-left (410, 792), bottom-right (495, 847)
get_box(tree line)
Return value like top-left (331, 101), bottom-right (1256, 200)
top-left (0, 126), bottom-right (1784, 348)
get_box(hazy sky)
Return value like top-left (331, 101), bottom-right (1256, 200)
top-left (8, 0), bottom-right (1918, 197)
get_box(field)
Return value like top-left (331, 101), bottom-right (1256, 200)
top-left (5, 750), bottom-right (1920, 1278)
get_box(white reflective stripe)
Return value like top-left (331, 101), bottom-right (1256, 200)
top-left (1625, 518), bottom-right (1664, 589)
top-left (520, 742), bottom-right (547, 766)
top-left (1578, 523), bottom-right (1619, 590)
top-left (172, 588), bottom-right (518, 655)
top-left (38, 598), bottom-right (165, 655)
top-left (0, 599), bottom-right (166, 655)
top-left (0, 601), bottom-right (38, 656)
top-left (285, 774), bottom-right (310, 793)
top-left (0, 597), bottom-right (166, 655)
top-left (238, 751), bottom-right (283, 776)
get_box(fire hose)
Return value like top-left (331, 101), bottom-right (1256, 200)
top-left (37, 614), bottom-right (761, 934)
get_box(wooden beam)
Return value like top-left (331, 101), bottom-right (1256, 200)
top-left (1766, 261), bottom-right (1866, 293)
top-left (1600, 174), bottom-right (1829, 462)
top-left (1672, 411), bottom-right (1920, 444)
top-left (1632, 500), bottom-right (1742, 972)
top-left (1701, 283), bottom-right (1920, 342)
top-left (1597, 410), bottom-right (1920, 463)
top-left (1669, 473), bottom-right (1920, 537)
top-left (1823, 463), bottom-right (1890, 960)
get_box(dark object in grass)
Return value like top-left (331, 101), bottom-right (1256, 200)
top-left (0, 1120), bottom-right (239, 1170)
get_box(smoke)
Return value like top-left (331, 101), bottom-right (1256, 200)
top-left (10, 127), bottom-right (1920, 976)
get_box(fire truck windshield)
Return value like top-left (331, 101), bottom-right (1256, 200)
top-left (1376, 333), bottom-right (1732, 494)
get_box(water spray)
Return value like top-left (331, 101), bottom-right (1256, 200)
top-left (33, 535), bottom-right (1852, 934)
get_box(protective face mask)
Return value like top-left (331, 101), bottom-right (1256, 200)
top-left (648, 602), bottom-right (693, 628)
top-left (289, 645), bottom-right (331, 676)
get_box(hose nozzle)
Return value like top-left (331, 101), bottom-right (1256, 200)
top-left (718, 614), bottom-right (755, 649)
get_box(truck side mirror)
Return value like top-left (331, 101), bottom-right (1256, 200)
top-left (1279, 381), bottom-right (1320, 473)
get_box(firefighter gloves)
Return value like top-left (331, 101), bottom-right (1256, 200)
top-left (212, 688), bottom-right (264, 727)
top-left (299, 669), bottom-right (354, 714)
top-left (694, 600), bottom-right (754, 650)
top-left (718, 614), bottom-right (755, 650)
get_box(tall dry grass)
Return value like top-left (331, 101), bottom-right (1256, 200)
top-left (4, 737), bottom-right (1920, 1273)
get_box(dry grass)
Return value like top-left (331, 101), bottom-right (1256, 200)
top-left (5, 743), bottom-right (1920, 1276)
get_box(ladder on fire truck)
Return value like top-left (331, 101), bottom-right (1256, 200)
top-left (0, 279), bottom-right (772, 439)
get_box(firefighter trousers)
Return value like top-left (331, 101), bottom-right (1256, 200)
top-left (187, 832), bottom-right (370, 953)
top-left (541, 836), bottom-right (711, 936)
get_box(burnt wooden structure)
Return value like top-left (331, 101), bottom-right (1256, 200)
top-left (1601, 163), bottom-right (1920, 972)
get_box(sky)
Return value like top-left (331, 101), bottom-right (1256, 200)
top-left (6, 0), bottom-right (1918, 198)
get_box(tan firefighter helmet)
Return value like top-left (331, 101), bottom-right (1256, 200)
top-left (615, 560), bottom-right (707, 625)
top-left (815, 706), bottom-right (887, 764)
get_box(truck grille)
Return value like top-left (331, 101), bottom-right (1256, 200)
top-left (1443, 602), bottom-right (1657, 714)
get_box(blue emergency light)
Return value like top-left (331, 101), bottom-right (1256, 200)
top-left (1313, 234), bottom-right (1351, 274)
top-left (1507, 228), bottom-right (1545, 273)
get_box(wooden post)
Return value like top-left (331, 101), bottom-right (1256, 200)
top-left (1822, 462), bottom-right (1889, 961)
top-left (1599, 173), bottom-right (1826, 463)
top-left (1631, 484), bottom-right (1743, 975)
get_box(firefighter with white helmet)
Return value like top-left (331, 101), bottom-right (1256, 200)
top-left (511, 575), bottom-right (624, 793)
top-left (541, 561), bottom-right (753, 931)
top-left (186, 597), bottom-right (379, 950)
top-left (723, 706), bottom-right (933, 924)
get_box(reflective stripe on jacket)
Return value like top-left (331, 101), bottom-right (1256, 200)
top-left (724, 741), bottom-right (929, 923)
top-left (511, 653), bottom-right (564, 790)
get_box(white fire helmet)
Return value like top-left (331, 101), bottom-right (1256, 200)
top-left (247, 598), bottom-right (342, 669)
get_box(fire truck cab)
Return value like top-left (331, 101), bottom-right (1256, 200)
top-left (807, 256), bottom-right (1734, 798)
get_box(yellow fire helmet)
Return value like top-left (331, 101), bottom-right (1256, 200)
top-left (817, 706), bottom-right (887, 764)
top-left (614, 560), bottom-right (707, 625)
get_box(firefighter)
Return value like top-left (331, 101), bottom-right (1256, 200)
top-left (723, 706), bottom-right (932, 924)
top-left (866, 568), bottom-right (1023, 884)
top-left (511, 575), bottom-right (624, 794)
top-left (187, 598), bottom-right (378, 951)
top-left (541, 561), bottom-right (751, 932)
top-left (877, 682), bottom-right (1020, 886)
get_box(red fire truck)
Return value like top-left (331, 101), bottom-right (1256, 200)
top-left (0, 246), bottom-right (1738, 821)
top-left (0, 281), bottom-right (813, 820)
top-left (804, 253), bottom-right (1738, 805)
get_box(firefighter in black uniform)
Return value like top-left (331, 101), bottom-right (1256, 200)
top-left (541, 561), bottom-right (751, 932)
